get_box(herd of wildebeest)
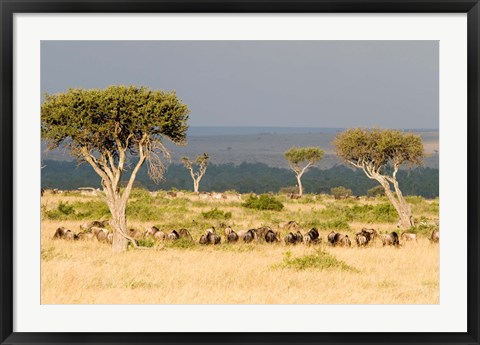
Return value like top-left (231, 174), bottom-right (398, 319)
top-left (52, 220), bottom-right (440, 248)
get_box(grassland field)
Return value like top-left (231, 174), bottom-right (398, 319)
top-left (41, 189), bottom-right (439, 304)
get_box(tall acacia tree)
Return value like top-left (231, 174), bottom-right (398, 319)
top-left (41, 86), bottom-right (190, 252)
top-left (181, 153), bottom-right (209, 193)
top-left (333, 128), bottom-right (424, 228)
top-left (284, 146), bottom-right (324, 196)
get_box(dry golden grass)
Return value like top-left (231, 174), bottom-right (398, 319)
top-left (41, 218), bottom-right (438, 305)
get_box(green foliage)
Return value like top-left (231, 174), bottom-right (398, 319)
top-left (330, 186), bottom-right (353, 199)
top-left (41, 85), bottom-right (190, 155)
top-left (42, 160), bottom-right (439, 198)
top-left (277, 250), bottom-right (357, 272)
top-left (333, 128), bottom-right (424, 170)
top-left (408, 223), bottom-right (439, 235)
top-left (45, 201), bottom-right (76, 219)
top-left (317, 218), bottom-right (350, 230)
top-left (367, 185), bottom-right (385, 197)
top-left (137, 238), bottom-right (156, 248)
top-left (201, 208), bottom-right (232, 220)
top-left (284, 146), bottom-right (324, 165)
top-left (242, 194), bottom-right (284, 211)
top-left (164, 238), bottom-right (196, 250)
top-left (317, 202), bottom-right (398, 224)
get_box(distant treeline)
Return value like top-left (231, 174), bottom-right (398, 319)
top-left (41, 160), bottom-right (439, 198)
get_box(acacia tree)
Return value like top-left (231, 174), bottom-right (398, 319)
top-left (284, 146), bottom-right (324, 196)
top-left (333, 128), bottom-right (424, 228)
top-left (41, 86), bottom-right (190, 252)
top-left (181, 153), bottom-right (209, 193)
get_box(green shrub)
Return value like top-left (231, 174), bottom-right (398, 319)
top-left (330, 186), bottom-right (352, 199)
top-left (278, 186), bottom-right (298, 194)
top-left (201, 208), bottom-right (232, 220)
top-left (137, 238), bottom-right (156, 248)
top-left (242, 194), bottom-right (284, 211)
top-left (317, 218), bottom-right (350, 230)
top-left (45, 201), bottom-right (76, 219)
top-left (164, 238), bottom-right (196, 249)
top-left (277, 250), bottom-right (357, 272)
top-left (367, 185), bottom-right (385, 197)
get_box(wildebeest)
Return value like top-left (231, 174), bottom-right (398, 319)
top-left (327, 231), bottom-right (337, 245)
top-left (93, 228), bottom-right (109, 242)
top-left (265, 229), bottom-right (279, 243)
top-left (227, 231), bottom-right (239, 243)
top-left (243, 229), bottom-right (256, 243)
top-left (330, 232), bottom-right (350, 247)
top-left (295, 231), bottom-right (303, 243)
top-left (254, 226), bottom-right (272, 240)
top-left (53, 226), bottom-right (69, 239)
top-left (128, 228), bottom-right (144, 240)
top-left (303, 228), bottom-right (320, 245)
top-left (199, 234), bottom-right (208, 245)
top-left (284, 232), bottom-right (296, 245)
top-left (224, 226), bottom-right (234, 237)
top-left (355, 233), bottom-right (368, 247)
top-left (144, 226), bottom-right (159, 238)
top-left (279, 220), bottom-right (302, 231)
top-left (360, 228), bottom-right (378, 243)
top-left (154, 230), bottom-right (166, 241)
top-left (167, 230), bottom-right (180, 241)
top-left (80, 220), bottom-right (108, 232)
top-left (354, 228), bottom-right (377, 246)
top-left (430, 230), bottom-right (439, 243)
top-left (76, 232), bottom-right (95, 241)
top-left (206, 231), bottom-right (221, 245)
top-left (383, 232), bottom-right (400, 246)
top-left (177, 228), bottom-right (193, 241)
top-left (339, 235), bottom-right (351, 247)
top-left (401, 232), bottom-right (417, 242)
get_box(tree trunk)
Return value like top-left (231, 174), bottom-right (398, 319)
top-left (109, 202), bottom-right (129, 252)
top-left (193, 179), bottom-right (199, 193)
top-left (296, 175), bottom-right (303, 196)
top-left (380, 181), bottom-right (414, 229)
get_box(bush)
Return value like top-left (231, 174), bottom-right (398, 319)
top-left (45, 201), bottom-right (76, 219)
top-left (278, 186), bottom-right (298, 194)
top-left (242, 194), bottom-right (284, 211)
top-left (277, 250), bottom-right (357, 271)
top-left (330, 186), bottom-right (352, 199)
top-left (137, 238), bottom-right (156, 248)
top-left (201, 208), bottom-right (232, 220)
top-left (367, 185), bottom-right (385, 197)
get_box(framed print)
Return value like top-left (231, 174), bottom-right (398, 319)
top-left (1, 0), bottom-right (479, 344)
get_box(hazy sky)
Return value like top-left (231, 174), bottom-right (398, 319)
top-left (41, 40), bottom-right (438, 129)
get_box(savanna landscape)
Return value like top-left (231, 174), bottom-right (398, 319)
top-left (41, 188), bottom-right (439, 305)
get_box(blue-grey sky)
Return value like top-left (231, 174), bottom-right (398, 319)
top-left (41, 41), bottom-right (438, 129)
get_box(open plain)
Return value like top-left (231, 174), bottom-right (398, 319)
top-left (41, 190), bottom-right (439, 304)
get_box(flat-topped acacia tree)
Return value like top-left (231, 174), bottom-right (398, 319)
top-left (181, 153), bottom-right (209, 193)
top-left (284, 146), bottom-right (324, 197)
top-left (333, 128), bottom-right (424, 228)
top-left (41, 86), bottom-right (190, 252)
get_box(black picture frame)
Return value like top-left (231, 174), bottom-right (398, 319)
top-left (1, 1), bottom-right (479, 344)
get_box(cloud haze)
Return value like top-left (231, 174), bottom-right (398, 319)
top-left (41, 40), bottom-right (439, 129)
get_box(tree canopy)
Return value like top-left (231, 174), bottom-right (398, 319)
top-left (42, 85), bottom-right (189, 174)
top-left (333, 128), bottom-right (424, 173)
top-left (284, 146), bottom-right (325, 165)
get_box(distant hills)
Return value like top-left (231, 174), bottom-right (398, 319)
top-left (42, 126), bottom-right (439, 169)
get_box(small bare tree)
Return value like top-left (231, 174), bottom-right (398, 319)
top-left (182, 153), bottom-right (209, 193)
top-left (41, 86), bottom-right (190, 252)
top-left (333, 128), bottom-right (424, 228)
top-left (284, 146), bottom-right (324, 197)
